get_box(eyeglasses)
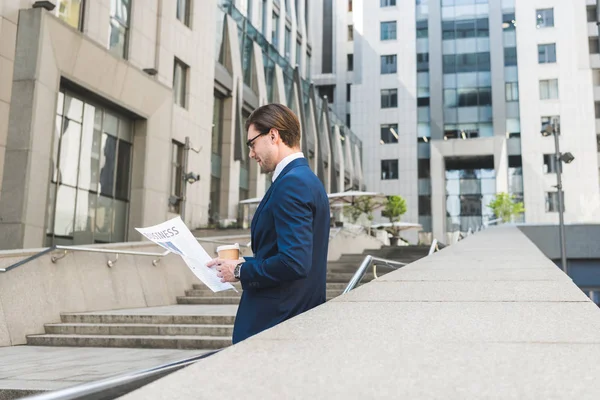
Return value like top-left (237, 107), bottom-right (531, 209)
top-left (246, 130), bottom-right (269, 149)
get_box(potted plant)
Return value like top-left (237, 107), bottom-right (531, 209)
top-left (487, 192), bottom-right (525, 224)
top-left (381, 195), bottom-right (407, 246)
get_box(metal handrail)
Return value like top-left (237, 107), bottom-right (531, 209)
top-left (50, 245), bottom-right (171, 268)
top-left (1, 234), bottom-right (254, 273)
top-left (428, 239), bottom-right (439, 256)
top-left (343, 255), bottom-right (406, 294)
top-left (22, 349), bottom-right (221, 400)
top-left (1, 244), bottom-right (171, 273)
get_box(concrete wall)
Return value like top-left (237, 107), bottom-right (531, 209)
top-left (0, 237), bottom-right (249, 347)
top-left (326, 229), bottom-right (383, 261)
top-left (121, 226), bottom-right (600, 399)
top-left (518, 224), bottom-right (600, 260)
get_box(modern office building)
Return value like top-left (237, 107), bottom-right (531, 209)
top-left (312, 0), bottom-right (600, 242)
top-left (0, 0), bottom-right (362, 250)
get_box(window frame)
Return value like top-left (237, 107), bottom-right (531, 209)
top-left (173, 58), bottom-right (189, 108)
top-left (176, 0), bottom-right (192, 27)
top-left (381, 159), bottom-right (399, 180)
top-left (536, 8), bottom-right (554, 29)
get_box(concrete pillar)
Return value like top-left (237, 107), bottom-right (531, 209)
top-left (431, 142), bottom-right (446, 243)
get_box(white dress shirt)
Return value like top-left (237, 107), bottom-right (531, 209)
top-left (272, 152), bottom-right (305, 182)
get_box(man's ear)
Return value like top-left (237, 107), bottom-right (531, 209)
top-left (270, 128), bottom-right (280, 143)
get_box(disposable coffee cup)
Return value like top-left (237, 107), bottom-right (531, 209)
top-left (216, 244), bottom-right (240, 260)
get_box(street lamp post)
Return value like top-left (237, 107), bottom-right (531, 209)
top-left (541, 123), bottom-right (574, 274)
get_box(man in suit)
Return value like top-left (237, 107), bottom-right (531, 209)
top-left (207, 103), bottom-right (330, 344)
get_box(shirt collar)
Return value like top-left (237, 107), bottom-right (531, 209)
top-left (272, 152), bottom-right (305, 182)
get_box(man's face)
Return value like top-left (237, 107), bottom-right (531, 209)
top-left (247, 124), bottom-right (276, 173)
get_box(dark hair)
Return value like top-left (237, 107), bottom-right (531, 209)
top-left (245, 104), bottom-right (301, 148)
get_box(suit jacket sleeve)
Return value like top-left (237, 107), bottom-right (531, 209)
top-left (240, 175), bottom-right (314, 290)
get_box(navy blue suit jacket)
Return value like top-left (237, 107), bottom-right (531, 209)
top-left (233, 157), bottom-right (330, 343)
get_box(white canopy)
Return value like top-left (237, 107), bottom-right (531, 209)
top-left (371, 222), bottom-right (423, 231)
top-left (239, 197), bottom-right (263, 205)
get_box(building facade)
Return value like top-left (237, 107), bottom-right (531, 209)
top-left (312, 0), bottom-right (600, 242)
top-left (0, 0), bottom-right (362, 250)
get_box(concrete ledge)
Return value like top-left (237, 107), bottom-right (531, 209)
top-left (121, 226), bottom-right (600, 399)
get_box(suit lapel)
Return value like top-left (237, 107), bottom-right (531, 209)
top-left (250, 158), bottom-right (308, 251)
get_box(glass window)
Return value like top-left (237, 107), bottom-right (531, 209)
top-left (381, 54), bottom-right (397, 74)
top-left (284, 26), bottom-right (292, 59)
top-left (173, 59), bottom-right (188, 108)
top-left (538, 43), bottom-right (556, 63)
top-left (416, 53), bottom-right (429, 72)
top-left (595, 101), bottom-right (600, 118)
top-left (347, 83), bottom-right (351, 102)
top-left (348, 24), bottom-right (354, 41)
top-left (443, 54), bottom-right (455, 73)
top-left (48, 90), bottom-right (133, 245)
top-left (347, 54), bottom-right (354, 71)
top-left (506, 119), bottom-right (520, 138)
top-left (296, 40), bottom-right (302, 69)
top-left (545, 191), bottom-right (563, 212)
top-left (318, 85), bottom-right (335, 103)
top-left (54, 0), bottom-right (84, 30)
top-left (475, 18), bottom-right (489, 37)
top-left (505, 82), bottom-right (519, 101)
top-left (109, 0), bottom-right (131, 59)
top-left (381, 160), bottom-right (399, 180)
top-left (272, 12), bottom-right (280, 47)
top-left (457, 88), bottom-right (478, 107)
top-left (416, 20), bottom-right (428, 38)
top-left (455, 20), bottom-right (475, 39)
top-left (380, 0), bottom-right (396, 6)
top-left (380, 124), bottom-right (399, 144)
top-left (456, 53), bottom-right (477, 73)
top-left (176, 0), bottom-right (191, 27)
top-left (539, 79), bottom-right (559, 100)
top-left (587, 6), bottom-right (597, 23)
top-left (419, 195), bottom-right (432, 216)
top-left (504, 47), bottom-right (517, 66)
top-left (381, 89), bottom-right (398, 108)
top-left (418, 159), bottom-right (430, 179)
top-left (380, 21), bottom-right (397, 40)
top-left (348, 0), bottom-right (353, 12)
top-left (543, 154), bottom-right (561, 174)
top-left (590, 37), bottom-right (599, 55)
top-left (169, 141), bottom-right (184, 213)
top-left (502, 13), bottom-right (516, 31)
top-left (444, 89), bottom-right (457, 107)
top-left (536, 8), bottom-right (554, 29)
top-left (541, 116), bottom-right (560, 135)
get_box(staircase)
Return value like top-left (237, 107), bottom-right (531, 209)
top-left (26, 245), bottom-right (431, 350)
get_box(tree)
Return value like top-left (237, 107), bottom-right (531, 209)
top-left (487, 192), bottom-right (525, 223)
top-left (381, 195), bottom-right (407, 237)
top-left (343, 196), bottom-right (377, 223)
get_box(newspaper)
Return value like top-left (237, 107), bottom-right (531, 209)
top-left (135, 216), bottom-right (235, 293)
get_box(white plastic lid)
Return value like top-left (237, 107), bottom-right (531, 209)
top-left (216, 243), bottom-right (240, 253)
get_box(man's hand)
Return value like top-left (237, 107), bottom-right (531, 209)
top-left (206, 258), bottom-right (240, 283)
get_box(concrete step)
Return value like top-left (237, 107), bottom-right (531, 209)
top-left (184, 289), bottom-right (345, 298)
top-left (60, 313), bottom-right (236, 326)
top-left (177, 297), bottom-right (241, 305)
top-left (326, 273), bottom-right (376, 283)
top-left (193, 283), bottom-right (242, 291)
top-left (26, 334), bottom-right (231, 350)
top-left (178, 296), bottom-right (338, 305)
top-left (44, 323), bottom-right (234, 337)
